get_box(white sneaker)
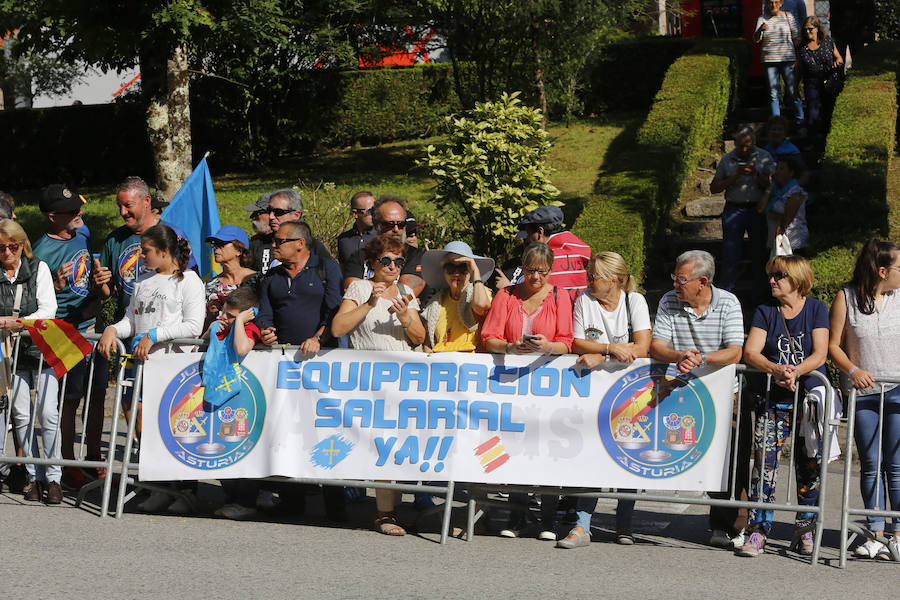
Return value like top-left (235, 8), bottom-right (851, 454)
top-left (167, 491), bottom-right (196, 515)
top-left (215, 503), bottom-right (258, 521)
top-left (498, 528), bottom-right (519, 538)
top-left (138, 490), bottom-right (173, 512)
top-left (854, 538), bottom-right (886, 558)
top-left (731, 528), bottom-right (746, 549)
top-left (887, 536), bottom-right (900, 562)
top-left (538, 530), bottom-right (557, 541)
top-left (256, 489), bottom-right (280, 510)
top-left (709, 529), bottom-right (733, 549)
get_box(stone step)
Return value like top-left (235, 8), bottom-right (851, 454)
top-left (674, 219), bottom-right (722, 239)
top-left (684, 196), bottom-right (725, 218)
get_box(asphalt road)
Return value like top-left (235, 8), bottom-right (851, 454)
top-left (0, 461), bottom-right (895, 599)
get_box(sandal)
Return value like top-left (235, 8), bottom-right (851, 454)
top-left (374, 512), bottom-right (406, 536)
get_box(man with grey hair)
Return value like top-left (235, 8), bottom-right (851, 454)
top-left (250, 188), bottom-right (332, 275)
top-left (710, 126), bottom-right (774, 297)
top-left (650, 249), bottom-right (749, 551)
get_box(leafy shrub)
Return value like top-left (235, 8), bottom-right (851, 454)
top-left (810, 41), bottom-right (899, 304)
top-left (418, 92), bottom-right (561, 259)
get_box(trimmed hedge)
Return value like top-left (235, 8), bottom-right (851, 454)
top-left (583, 37), bottom-right (695, 114)
top-left (0, 102), bottom-right (154, 188)
top-left (810, 41), bottom-right (899, 303)
top-left (572, 39), bottom-right (750, 285)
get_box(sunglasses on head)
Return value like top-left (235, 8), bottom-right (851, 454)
top-left (268, 207), bottom-right (295, 217)
top-left (377, 255), bottom-right (406, 269)
top-left (443, 263), bottom-right (468, 275)
top-left (767, 271), bottom-right (789, 282)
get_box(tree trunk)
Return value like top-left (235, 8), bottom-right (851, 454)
top-left (144, 44), bottom-right (192, 199)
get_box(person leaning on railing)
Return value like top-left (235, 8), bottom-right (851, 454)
top-left (559, 251), bottom-right (651, 549)
top-left (332, 233), bottom-right (425, 537)
top-left (0, 219), bottom-right (60, 504)
top-left (739, 255), bottom-right (829, 558)
top-left (828, 238), bottom-right (900, 561)
top-left (481, 241), bottom-right (574, 541)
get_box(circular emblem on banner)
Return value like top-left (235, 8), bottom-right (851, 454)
top-left (69, 249), bottom-right (91, 297)
top-left (117, 242), bottom-right (144, 296)
top-left (157, 361), bottom-right (266, 470)
top-left (597, 363), bottom-right (715, 479)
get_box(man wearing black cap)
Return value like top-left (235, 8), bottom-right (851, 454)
top-left (336, 191), bottom-right (376, 269)
top-left (513, 205), bottom-right (591, 300)
top-left (405, 211), bottom-right (422, 248)
top-left (32, 184), bottom-right (103, 489)
top-left (242, 192), bottom-right (272, 243)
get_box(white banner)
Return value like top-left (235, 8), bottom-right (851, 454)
top-left (139, 349), bottom-right (736, 490)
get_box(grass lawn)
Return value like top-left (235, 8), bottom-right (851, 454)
top-left (15, 116), bottom-right (629, 262)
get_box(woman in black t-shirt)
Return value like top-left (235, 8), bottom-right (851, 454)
top-left (796, 16), bottom-right (844, 138)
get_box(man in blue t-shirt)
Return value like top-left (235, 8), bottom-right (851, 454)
top-left (33, 184), bottom-right (104, 489)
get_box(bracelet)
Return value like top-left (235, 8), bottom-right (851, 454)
top-left (849, 366), bottom-right (858, 376)
top-left (473, 279), bottom-right (484, 286)
top-left (604, 344), bottom-right (611, 358)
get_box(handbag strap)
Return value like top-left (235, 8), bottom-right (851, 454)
top-left (778, 306), bottom-right (797, 364)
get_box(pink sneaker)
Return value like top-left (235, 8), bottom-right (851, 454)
top-left (737, 532), bottom-right (766, 557)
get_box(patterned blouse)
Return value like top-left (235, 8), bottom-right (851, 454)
top-left (798, 37), bottom-right (835, 81)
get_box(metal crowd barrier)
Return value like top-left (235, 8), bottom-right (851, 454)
top-left (113, 340), bottom-right (458, 544)
top-left (839, 376), bottom-right (900, 567)
top-left (462, 365), bottom-right (836, 565)
top-left (0, 331), bottom-right (129, 518)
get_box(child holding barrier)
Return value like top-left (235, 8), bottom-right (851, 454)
top-left (97, 223), bottom-right (204, 513)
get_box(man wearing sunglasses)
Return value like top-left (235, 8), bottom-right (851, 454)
top-left (336, 191), bottom-right (376, 269)
top-left (342, 196), bottom-right (430, 303)
top-left (32, 184), bottom-right (103, 490)
top-left (650, 249), bottom-right (748, 552)
top-left (249, 188), bottom-right (334, 275)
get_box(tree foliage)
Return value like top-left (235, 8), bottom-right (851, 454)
top-left (418, 92), bottom-right (560, 258)
top-left (1, 35), bottom-right (84, 108)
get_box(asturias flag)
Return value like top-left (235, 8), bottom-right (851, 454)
top-left (161, 157), bottom-right (222, 279)
top-left (20, 319), bottom-right (93, 378)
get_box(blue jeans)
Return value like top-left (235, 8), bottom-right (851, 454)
top-left (765, 61), bottom-right (804, 123)
top-left (720, 204), bottom-right (768, 298)
top-left (854, 385), bottom-right (900, 533)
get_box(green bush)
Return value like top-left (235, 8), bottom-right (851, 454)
top-left (810, 41), bottom-right (899, 304)
top-left (583, 37), bottom-right (695, 115)
top-left (418, 92), bottom-right (560, 259)
top-left (573, 40), bottom-right (748, 285)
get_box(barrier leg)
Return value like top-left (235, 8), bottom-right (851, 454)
top-left (810, 384), bottom-right (834, 566)
top-left (467, 496), bottom-right (477, 542)
top-left (115, 360), bottom-right (143, 518)
top-left (439, 481), bottom-right (455, 545)
top-left (839, 391), bottom-right (858, 568)
top-left (100, 346), bottom-right (127, 517)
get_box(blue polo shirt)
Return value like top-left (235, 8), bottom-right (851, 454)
top-left (257, 253), bottom-right (343, 344)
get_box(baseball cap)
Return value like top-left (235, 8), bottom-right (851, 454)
top-left (405, 211), bottom-right (423, 235)
top-left (516, 205), bottom-right (564, 237)
top-left (242, 192), bottom-right (272, 213)
top-left (40, 184), bottom-right (86, 213)
top-left (206, 224), bottom-right (250, 248)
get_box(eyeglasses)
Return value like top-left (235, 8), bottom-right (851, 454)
top-left (804, 27), bottom-right (816, 31)
top-left (767, 271), bottom-right (789, 282)
top-left (378, 220), bottom-right (405, 231)
top-left (587, 273), bottom-right (607, 282)
top-left (671, 273), bottom-right (700, 285)
top-left (267, 207), bottom-right (296, 217)
top-left (351, 207), bottom-right (373, 215)
top-left (443, 263), bottom-right (468, 275)
top-left (272, 236), bottom-right (301, 247)
top-left (524, 267), bottom-right (550, 277)
top-left (376, 256), bottom-right (406, 269)
top-left (0, 243), bottom-right (21, 253)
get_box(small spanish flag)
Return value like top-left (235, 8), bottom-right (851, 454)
top-left (19, 319), bottom-right (93, 378)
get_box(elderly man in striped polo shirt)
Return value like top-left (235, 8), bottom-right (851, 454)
top-left (650, 250), bottom-right (750, 552)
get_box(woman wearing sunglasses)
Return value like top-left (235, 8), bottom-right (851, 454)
top-left (739, 255), bottom-right (829, 557)
top-left (203, 225), bottom-right (258, 331)
top-left (796, 16), bottom-right (843, 139)
top-left (331, 233), bottom-right (425, 536)
top-left (0, 220), bottom-right (60, 504)
top-left (420, 241), bottom-right (494, 353)
top-left (481, 242), bottom-right (574, 540)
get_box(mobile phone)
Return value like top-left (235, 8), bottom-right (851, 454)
top-left (523, 334), bottom-right (539, 341)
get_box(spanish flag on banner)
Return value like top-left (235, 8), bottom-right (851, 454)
top-left (20, 319), bottom-right (93, 378)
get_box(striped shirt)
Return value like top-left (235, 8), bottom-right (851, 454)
top-left (652, 286), bottom-right (744, 353)
top-left (756, 12), bottom-right (798, 63)
top-left (546, 230), bottom-right (591, 300)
